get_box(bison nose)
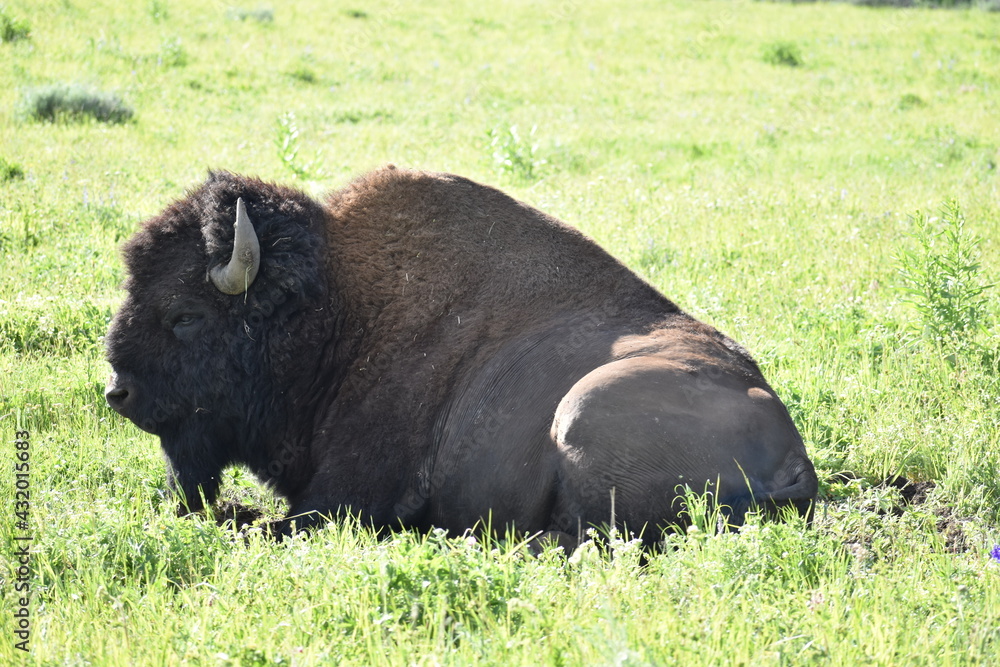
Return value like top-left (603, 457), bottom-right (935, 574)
top-left (105, 373), bottom-right (134, 415)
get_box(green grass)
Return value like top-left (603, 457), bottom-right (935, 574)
top-left (1, 0), bottom-right (999, 663)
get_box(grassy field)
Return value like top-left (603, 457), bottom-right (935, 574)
top-left (2, 0), bottom-right (1000, 663)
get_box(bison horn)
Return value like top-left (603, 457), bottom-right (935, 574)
top-left (210, 197), bottom-right (260, 295)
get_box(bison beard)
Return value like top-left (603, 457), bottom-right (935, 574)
top-left (105, 166), bottom-right (818, 548)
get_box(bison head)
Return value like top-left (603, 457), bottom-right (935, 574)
top-left (105, 172), bottom-right (333, 512)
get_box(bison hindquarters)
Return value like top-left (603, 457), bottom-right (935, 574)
top-left (549, 354), bottom-right (817, 543)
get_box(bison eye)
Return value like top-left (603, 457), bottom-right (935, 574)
top-left (170, 313), bottom-right (204, 340)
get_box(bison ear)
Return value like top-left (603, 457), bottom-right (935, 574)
top-left (210, 197), bottom-right (261, 295)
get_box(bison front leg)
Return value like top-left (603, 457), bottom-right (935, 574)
top-left (549, 355), bottom-right (817, 545)
top-left (165, 457), bottom-right (221, 515)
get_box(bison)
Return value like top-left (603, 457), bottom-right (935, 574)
top-left (105, 166), bottom-right (817, 548)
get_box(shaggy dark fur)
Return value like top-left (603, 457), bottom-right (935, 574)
top-left (106, 166), bottom-right (817, 545)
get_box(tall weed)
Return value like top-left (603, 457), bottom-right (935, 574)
top-left (0, 155), bottom-right (24, 181)
top-left (894, 201), bottom-right (993, 354)
top-left (488, 124), bottom-right (545, 182)
top-left (0, 5), bottom-right (29, 42)
top-left (274, 111), bottom-right (322, 180)
top-left (762, 41), bottom-right (803, 67)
